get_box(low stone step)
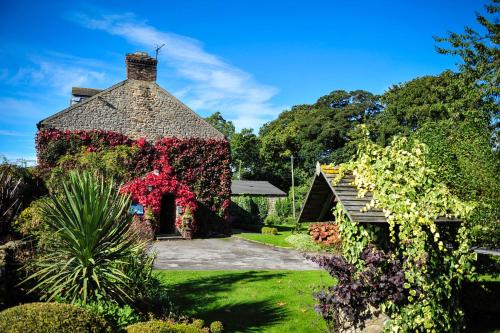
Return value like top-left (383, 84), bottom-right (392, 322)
top-left (156, 234), bottom-right (184, 241)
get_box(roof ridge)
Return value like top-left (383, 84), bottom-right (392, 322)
top-left (37, 80), bottom-right (127, 129)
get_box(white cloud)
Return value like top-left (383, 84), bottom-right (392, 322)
top-left (73, 12), bottom-right (283, 130)
top-left (0, 129), bottom-right (29, 137)
top-left (8, 57), bottom-right (107, 96)
top-left (0, 97), bottom-right (44, 123)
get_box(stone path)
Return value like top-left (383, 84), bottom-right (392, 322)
top-left (151, 237), bottom-right (320, 270)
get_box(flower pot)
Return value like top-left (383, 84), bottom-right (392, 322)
top-left (181, 228), bottom-right (193, 240)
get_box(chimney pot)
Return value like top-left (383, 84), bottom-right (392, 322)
top-left (126, 52), bottom-right (157, 81)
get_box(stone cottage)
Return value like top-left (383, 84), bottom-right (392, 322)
top-left (36, 52), bottom-right (232, 237)
top-left (39, 52), bottom-right (225, 141)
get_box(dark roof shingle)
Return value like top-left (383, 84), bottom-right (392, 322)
top-left (231, 180), bottom-right (286, 196)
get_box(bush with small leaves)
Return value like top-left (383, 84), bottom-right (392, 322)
top-left (210, 321), bottom-right (224, 333)
top-left (76, 298), bottom-right (141, 328)
top-left (261, 227), bottom-right (278, 235)
top-left (192, 319), bottom-right (205, 329)
top-left (126, 320), bottom-right (205, 333)
top-left (264, 214), bottom-right (281, 226)
top-left (0, 302), bottom-right (112, 333)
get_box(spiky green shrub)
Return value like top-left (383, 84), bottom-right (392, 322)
top-left (0, 302), bottom-right (112, 333)
top-left (23, 171), bottom-right (143, 304)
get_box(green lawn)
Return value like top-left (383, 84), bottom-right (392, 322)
top-left (234, 231), bottom-right (293, 248)
top-left (233, 225), bottom-right (300, 248)
top-left (156, 270), bottom-right (333, 333)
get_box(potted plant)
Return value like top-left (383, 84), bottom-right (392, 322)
top-left (180, 206), bottom-right (194, 239)
top-left (142, 206), bottom-right (156, 239)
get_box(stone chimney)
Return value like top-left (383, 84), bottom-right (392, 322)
top-left (126, 52), bottom-right (157, 81)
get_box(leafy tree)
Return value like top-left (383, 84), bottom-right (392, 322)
top-left (259, 90), bottom-right (382, 189)
top-left (362, 1), bottom-right (500, 246)
top-left (204, 112), bottom-right (236, 139)
top-left (434, 0), bottom-right (499, 100)
top-left (370, 71), bottom-right (486, 145)
top-left (434, 0), bottom-right (499, 147)
top-left (413, 119), bottom-right (500, 246)
top-left (231, 128), bottom-right (261, 179)
top-left (365, 71), bottom-right (500, 246)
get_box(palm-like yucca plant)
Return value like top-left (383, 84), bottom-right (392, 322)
top-left (24, 171), bottom-right (142, 304)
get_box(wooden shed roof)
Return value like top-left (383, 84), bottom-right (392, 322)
top-left (298, 162), bottom-right (461, 224)
top-left (231, 180), bottom-right (286, 197)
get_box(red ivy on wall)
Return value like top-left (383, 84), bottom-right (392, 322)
top-left (36, 129), bottom-right (232, 235)
top-left (120, 160), bottom-right (197, 229)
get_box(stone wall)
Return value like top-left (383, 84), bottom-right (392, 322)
top-left (39, 80), bottom-right (225, 141)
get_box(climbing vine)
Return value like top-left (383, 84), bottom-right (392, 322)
top-left (332, 126), bottom-right (476, 332)
top-left (36, 129), bottom-right (232, 235)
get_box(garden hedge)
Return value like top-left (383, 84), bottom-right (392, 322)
top-left (126, 320), bottom-right (205, 333)
top-left (261, 227), bottom-right (278, 235)
top-left (0, 302), bottom-right (113, 332)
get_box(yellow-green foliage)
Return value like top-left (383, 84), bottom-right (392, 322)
top-left (13, 198), bottom-right (47, 237)
top-left (126, 320), bottom-right (205, 333)
top-left (0, 302), bottom-right (112, 333)
top-left (47, 145), bottom-right (139, 191)
top-left (334, 126), bottom-right (476, 332)
top-left (261, 227), bottom-right (278, 235)
top-left (210, 321), bottom-right (224, 333)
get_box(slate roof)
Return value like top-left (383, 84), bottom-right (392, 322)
top-left (298, 162), bottom-right (461, 224)
top-left (38, 79), bottom-right (226, 141)
top-left (72, 87), bottom-right (102, 97)
top-left (231, 180), bottom-right (287, 197)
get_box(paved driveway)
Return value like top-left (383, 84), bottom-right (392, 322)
top-left (151, 237), bottom-right (320, 270)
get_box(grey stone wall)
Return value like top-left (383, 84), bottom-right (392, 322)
top-left (39, 79), bottom-right (226, 141)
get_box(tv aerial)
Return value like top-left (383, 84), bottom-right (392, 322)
top-left (154, 44), bottom-right (165, 60)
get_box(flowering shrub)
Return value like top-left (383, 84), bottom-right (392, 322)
top-left (309, 223), bottom-right (341, 246)
top-left (36, 129), bottom-right (231, 235)
top-left (308, 246), bottom-right (406, 331)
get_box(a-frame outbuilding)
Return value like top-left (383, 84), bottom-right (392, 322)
top-left (298, 162), bottom-right (460, 224)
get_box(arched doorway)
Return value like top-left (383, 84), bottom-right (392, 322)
top-left (159, 193), bottom-right (176, 234)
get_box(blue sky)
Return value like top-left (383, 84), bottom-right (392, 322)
top-left (0, 0), bottom-right (489, 161)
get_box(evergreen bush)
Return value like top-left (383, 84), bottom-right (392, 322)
top-left (126, 320), bottom-right (205, 333)
top-left (261, 227), bottom-right (278, 235)
top-left (0, 302), bottom-right (112, 333)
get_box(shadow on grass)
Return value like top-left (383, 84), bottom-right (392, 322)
top-left (462, 280), bottom-right (500, 332)
top-left (161, 271), bottom-right (288, 332)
